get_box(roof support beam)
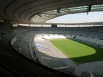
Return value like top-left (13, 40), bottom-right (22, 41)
top-left (57, 8), bottom-right (61, 14)
top-left (88, 5), bottom-right (92, 12)
top-left (87, 5), bottom-right (92, 15)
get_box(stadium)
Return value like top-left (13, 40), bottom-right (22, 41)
top-left (0, 0), bottom-right (103, 77)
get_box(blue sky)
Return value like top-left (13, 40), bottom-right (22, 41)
top-left (46, 11), bottom-right (103, 23)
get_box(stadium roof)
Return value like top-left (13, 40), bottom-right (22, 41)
top-left (0, 0), bottom-right (103, 24)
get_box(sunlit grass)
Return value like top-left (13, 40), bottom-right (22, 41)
top-left (50, 39), bottom-right (103, 63)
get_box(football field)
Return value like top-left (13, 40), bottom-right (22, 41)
top-left (50, 39), bottom-right (103, 63)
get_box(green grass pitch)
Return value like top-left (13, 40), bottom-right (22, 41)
top-left (50, 39), bottom-right (103, 64)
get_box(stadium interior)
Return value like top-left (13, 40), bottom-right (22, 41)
top-left (0, 0), bottom-right (103, 77)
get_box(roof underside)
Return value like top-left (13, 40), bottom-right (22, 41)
top-left (0, 0), bottom-right (103, 24)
